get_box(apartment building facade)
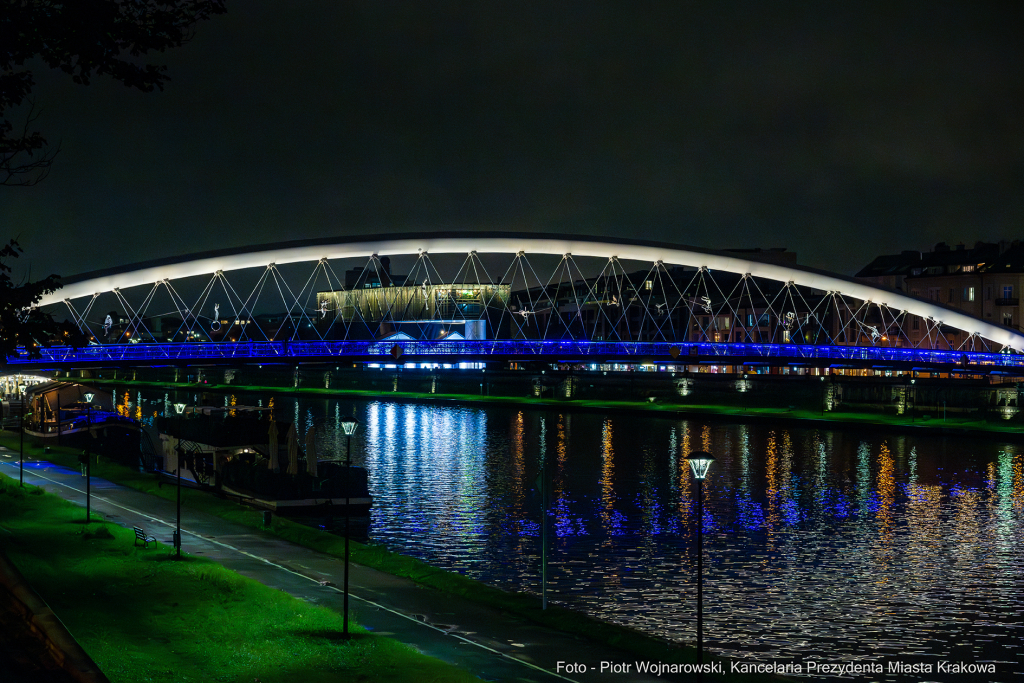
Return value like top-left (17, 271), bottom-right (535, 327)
top-left (856, 241), bottom-right (1024, 347)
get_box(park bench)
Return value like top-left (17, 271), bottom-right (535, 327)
top-left (134, 526), bottom-right (158, 549)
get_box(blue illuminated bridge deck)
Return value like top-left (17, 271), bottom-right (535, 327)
top-left (10, 340), bottom-right (1024, 373)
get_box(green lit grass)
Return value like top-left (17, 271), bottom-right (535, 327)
top-left (0, 471), bottom-right (480, 683)
top-left (0, 432), bottom-right (780, 681)
top-left (0, 430), bottom-right (702, 661)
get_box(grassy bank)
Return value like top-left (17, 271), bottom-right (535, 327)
top-left (0, 471), bottom-right (480, 683)
top-left (0, 431), bottom-right (782, 681)
top-left (86, 375), bottom-right (1024, 438)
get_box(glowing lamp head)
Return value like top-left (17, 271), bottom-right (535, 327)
top-left (173, 403), bottom-right (186, 414)
top-left (83, 393), bottom-right (95, 403)
top-left (687, 451), bottom-right (716, 481)
top-left (340, 416), bottom-right (359, 436)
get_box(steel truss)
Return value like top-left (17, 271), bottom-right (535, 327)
top-left (37, 238), bottom-right (1024, 357)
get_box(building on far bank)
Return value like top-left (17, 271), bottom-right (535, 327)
top-left (854, 249), bottom-right (925, 292)
top-left (856, 241), bottom-right (1024, 345)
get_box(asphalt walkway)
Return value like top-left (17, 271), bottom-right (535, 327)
top-left (0, 449), bottom-right (683, 683)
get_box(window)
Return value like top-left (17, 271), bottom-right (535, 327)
top-left (963, 287), bottom-right (975, 302)
top-left (644, 280), bottom-right (653, 291)
top-left (962, 264), bottom-right (975, 273)
top-left (986, 286), bottom-right (992, 301)
top-left (747, 314), bottom-right (755, 327)
top-left (1004, 312), bottom-right (1014, 327)
top-left (1004, 285), bottom-right (1014, 299)
top-left (928, 287), bottom-right (940, 301)
top-left (948, 288), bottom-right (955, 303)
top-left (912, 316), bottom-right (919, 330)
top-left (782, 330), bottom-right (791, 343)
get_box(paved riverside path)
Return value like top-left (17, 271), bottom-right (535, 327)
top-left (0, 450), bottom-right (680, 683)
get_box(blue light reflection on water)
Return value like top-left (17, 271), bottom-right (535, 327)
top-left (155, 389), bottom-right (1024, 679)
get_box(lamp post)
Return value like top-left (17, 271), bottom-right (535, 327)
top-left (20, 404), bottom-right (32, 488)
top-left (173, 403), bottom-right (186, 558)
top-left (687, 450), bottom-right (715, 667)
top-left (339, 415), bottom-right (359, 640)
top-left (910, 377), bottom-right (916, 422)
top-left (820, 375), bottom-right (826, 415)
top-left (84, 406), bottom-right (92, 524)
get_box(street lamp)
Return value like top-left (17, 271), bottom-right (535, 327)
top-left (339, 415), bottom-right (359, 640)
top-left (820, 375), bottom-right (826, 415)
top-left (82, 406), bottom-right (93, 524)
top-left (687, 450), bottom-right (715, 667)
top-left (903, 376), bottom-right (916, 422)
top-left (173, 403), bottom-right (186, 558)
top-left (20, 406), bottom-right (33, 487)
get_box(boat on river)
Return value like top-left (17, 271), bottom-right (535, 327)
top-left (149, 407), bottom-right (372, 515)
top-left (21, 381), bottom-right (139, 454)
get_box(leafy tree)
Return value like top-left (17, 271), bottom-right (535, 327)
top-left (1, 0), bottom-right (226, 186)
top-left (1, 238), bottom-right (85, 359)
top-left (1, 2), bottom-right (224, 358)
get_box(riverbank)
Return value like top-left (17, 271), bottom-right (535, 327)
top-left (0, 444), bottom-right (791, 682)
top-left (81, 375), bottom-right (1024, 440)
top-left (0, 471), bottom-right (481, 683)
top-left (0, 430), bottom-right (785, 682)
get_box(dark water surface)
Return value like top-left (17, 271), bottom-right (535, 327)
top-left (143, 389), bottom-right (1024, 680)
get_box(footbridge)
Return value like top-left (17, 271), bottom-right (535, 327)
top-left (11, 232), bottom-right (1024, 374)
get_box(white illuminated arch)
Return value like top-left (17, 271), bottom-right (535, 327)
top-left (38, 234), bottom-right (1024, 349)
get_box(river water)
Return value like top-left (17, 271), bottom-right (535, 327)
top-left (142, 389), bottom-right (1024, 680)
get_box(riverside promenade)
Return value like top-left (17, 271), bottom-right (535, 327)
top-left (0, 448), bottom-right (676, 683)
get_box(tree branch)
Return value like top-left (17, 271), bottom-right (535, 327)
top-left (1, 101), bottom-right (60, 186)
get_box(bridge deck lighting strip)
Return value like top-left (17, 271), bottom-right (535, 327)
top-left (10, 340), bottom-right (1024, 367)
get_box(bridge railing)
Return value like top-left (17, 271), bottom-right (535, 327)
top-left (9, 340), bottom-right (1024, 369)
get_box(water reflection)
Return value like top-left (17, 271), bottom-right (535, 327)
top-left (599, 420), bottom-right (618, 538)
top-left (876, 442), bottom-right (895, 543)
top-left (147, 388), bottom-right (1023, 680)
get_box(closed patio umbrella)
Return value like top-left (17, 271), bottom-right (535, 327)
top-left (305, 426), bottom-right (318, 477)
top-left (286, 423), bottom-right (299, 475)
top-left (268, 421), bottom-right (279, 472)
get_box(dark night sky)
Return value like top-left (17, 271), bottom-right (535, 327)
top-left (2, 1), bottom-right (1022, 279)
